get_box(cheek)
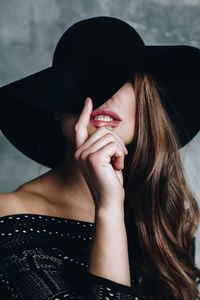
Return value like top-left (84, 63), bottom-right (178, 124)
top-left (121, 112), bottom-right (136, 145)
top-left (116, 122), bottom-right (135, 146)
top-left (127, 117), bottom-right (135, 141)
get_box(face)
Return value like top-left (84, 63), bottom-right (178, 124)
top-left (54, 81), bottom-right (136, 146)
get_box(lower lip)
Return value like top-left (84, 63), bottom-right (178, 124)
top-left (90, 118), bottom-right (121, 128)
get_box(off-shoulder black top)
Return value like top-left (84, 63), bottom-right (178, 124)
top-left (0, 213), bottom-right (146, 300)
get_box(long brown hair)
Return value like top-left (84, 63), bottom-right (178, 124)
top-left (123, 71), bottom-right (200, 299)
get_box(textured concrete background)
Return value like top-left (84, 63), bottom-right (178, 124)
top-left (0, 0), bottom-right (200, 268)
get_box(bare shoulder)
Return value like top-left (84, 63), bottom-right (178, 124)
top-left (0, 179), bottom-right (50, 219)
top-left (0, 169), bottom-right (66, 219)
top-left (0, 191), bottom-right (25, 218)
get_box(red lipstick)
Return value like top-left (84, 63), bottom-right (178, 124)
top-left (90, 109), bottom-right (122, 121)
top-left (90, 109), bottom-right (122, 128)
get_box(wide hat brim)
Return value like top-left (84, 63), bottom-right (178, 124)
top-left (0, 44), bottom-right (200, 169)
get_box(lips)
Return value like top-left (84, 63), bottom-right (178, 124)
top-left (90, 109), bottom-right (122, 128)
top-left (90, 118), bottom-right (121, 128)
top-left (90, 109), bottom-right (122, 121)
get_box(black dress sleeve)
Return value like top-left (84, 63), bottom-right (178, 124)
top-left (0, 247), bottom-right (84, 300)
top-left (79, 269), bottom-right (145, 300)
top-left (0, 213), bottom-right (145, 300)
top-left (0, 250), bottom-right (144, 300)
top-left (80, 237), bottom-right (197, 300)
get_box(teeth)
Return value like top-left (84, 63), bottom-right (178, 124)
top-left (94, 115), bottom-right (113, 121)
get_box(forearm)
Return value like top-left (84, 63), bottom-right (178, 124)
top-left (88, 204), bottom-right (131, 287)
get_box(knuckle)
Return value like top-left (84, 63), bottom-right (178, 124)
top-left (121, 149), bottom-right (125, 156)
top-left (109, 141), bottom-right (116, 147)
top-left (106, 131), bottom-right (124, 147)
top-left (115, 134), bottom-right (124, 145)
top-left (87, 152), bottom-right (96, 164)
top-left (118, 146), bottom-right (124, 156)
top-left (112, 140), bottom-right (120, 149)
top-left (108, 140), bottom-right (124, 154)
top-left (113, 132), bottom-right (123, 142)
top-left (117, 141), bottom-right (124, 152)
top-left (105, 132), bottom-right (114, 140)
top-left (115, 135), bottom-right (127, 153)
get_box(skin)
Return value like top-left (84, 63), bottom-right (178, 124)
top-left (0, 80), bottom-right (136, 287)
top-left (52, 81), bottom-right (136, 213)
top-left (52, 81), bottom-right (137, 286)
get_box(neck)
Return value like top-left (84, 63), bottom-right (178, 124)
top-left (52, 140), bottom-right (95, 210)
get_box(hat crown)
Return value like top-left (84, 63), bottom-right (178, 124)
top-left (1, 16), bottom-right (199, 169)
top-left (52, 16), bottom-right (145, 68)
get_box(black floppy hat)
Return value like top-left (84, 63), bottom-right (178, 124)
top-left (0, 16), bottom-right (200, 169)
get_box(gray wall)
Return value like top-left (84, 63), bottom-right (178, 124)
top-left (0, 0), bottom-right (200, 268)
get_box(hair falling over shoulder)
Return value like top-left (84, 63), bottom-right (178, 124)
top-left (123, 71), bottom-right (200, 300)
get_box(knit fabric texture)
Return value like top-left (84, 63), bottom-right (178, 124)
top-left (0, 213), bottom-right (145, 300)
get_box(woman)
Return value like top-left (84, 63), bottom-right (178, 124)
top-left (0, 16), bottom-right (200, 300)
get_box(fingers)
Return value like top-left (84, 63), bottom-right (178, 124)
top-left (87, 142), bottom-right (125, 170)
top-left (75, 126), bottom-right (128, 160)
top-left (74, 96), bottom-right (128, 171)
top-left (78, 133), bottom-right (126, 164)
top-left (98, 128), bottom-right (128, 155)
top-left (75, 97), bottom-right (93, 150)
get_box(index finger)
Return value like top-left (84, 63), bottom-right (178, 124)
top-left (75, 97), bottom-right (93, 150)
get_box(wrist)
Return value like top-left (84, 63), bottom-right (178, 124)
top-left (94, 195), bottom-right (125, 213)
top-left (95, 204), bottom-right (125, 223)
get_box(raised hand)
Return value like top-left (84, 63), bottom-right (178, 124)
top-left (74, 97), bottom-right (128, 211)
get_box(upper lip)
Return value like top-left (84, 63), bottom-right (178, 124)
top-left (90, 109), bottom-right (122, 121)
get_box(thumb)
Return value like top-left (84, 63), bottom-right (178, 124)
top-left (75, 97), bottom-right (93, 150)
